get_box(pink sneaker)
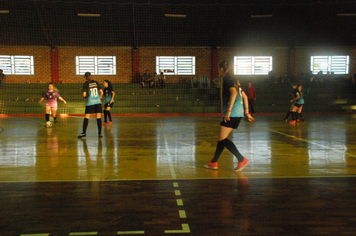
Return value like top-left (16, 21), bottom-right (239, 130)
top-left (235, 157), bottom-right (249, 171)
top-left (204, 161), bottom-right (218, 170)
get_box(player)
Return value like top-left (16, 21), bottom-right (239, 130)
top-left (204, 61), bottom-right (255, 171)
top-left (102, 80), bottom-right (115, 125)
top-left (38, 83), bottom-right (66, 125)
top-left (296, 84), bottom-right (305, 122)
top-left (289, 83), bottom-right (304, 124)
top-left (78, 72), bottom-right (103, 138)
top-left (284, 83), bottom-right (298, 122)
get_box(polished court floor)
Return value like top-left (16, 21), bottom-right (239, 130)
top-left (0, 114), bottom-right (356, 235)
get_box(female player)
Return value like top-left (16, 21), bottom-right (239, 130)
top-left (296, 84), bottom-right (305, 122)
top-left (204, 61), bottom-right (255, 171)
top-left (102, 80), bottom-right (115, 125)
top-left (289, 83), bottom-right (304, 124)
top-left (39, 83), bottom-right (66, 124)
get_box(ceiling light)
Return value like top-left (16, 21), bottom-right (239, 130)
top-left (251, 14), bottom-right (273, 18)
top-left (337, 13), bottom-right (356, 17)
top-left (165, 14), bottom-right (186, 18)
top-left (0, 10), bottom-right (9, 14)
top-left (77, 13), bottom-right (100, 17)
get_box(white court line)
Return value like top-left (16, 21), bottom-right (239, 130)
top-left (21, 234), bottom-right (49, 236)
top-left (179, 210), bottom-right (187, 218)
top-left (160, 121), bottom-right (190, 234)
top-left (165, 224), bottom-right (191, 234)
top-left (267, 128), bottom-right (356, 158)
top-left (69, 232), bottom-right (97, 235)
top-left (160, 121), bottom-right (177, 179)
top-left (176, 199), bottom-right (184, 206)
top-left (117, 231), bottom-right (145, 234)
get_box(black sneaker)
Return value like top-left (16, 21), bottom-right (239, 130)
top-left (78, 133), bottom-right (86, 138)
top-left (99, 133), bottom-right (103, 138)
top-left (54, 120), bottom-right (57, 124)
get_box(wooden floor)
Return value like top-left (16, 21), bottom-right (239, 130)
top-left (1, 114), bottom-right (356, 235)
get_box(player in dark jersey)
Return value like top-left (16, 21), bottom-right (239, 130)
top-left (204, 61), bottom-right (255, 171)
top-left (284, 83), bottom-right (298, 122)
top-left (102, 80), bottom-right (115, 125)
top-left (289, 83), bottom-right (303, 124)
top-left (78, 72), bottom-right (103, 138)
top-left (38, 83), bottom-right (66, 124)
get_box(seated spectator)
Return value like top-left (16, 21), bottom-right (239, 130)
top-left (0, 69), bottom-right (6, 89)
top-left (159, 72), bottom-right (166, 88)
top-left (141, 70), bottom-right (154, 88)
top-left (153, 72), bottom-right (160, 88)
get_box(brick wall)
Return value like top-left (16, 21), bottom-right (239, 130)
top-left (1, 45), bottom-right (355, 84)
top-left (0, 46), bottom-right (51, 84)
top-left (139, 47), bottom-right (212, 83)
top-left (58, 47), bottom-right (132, 84)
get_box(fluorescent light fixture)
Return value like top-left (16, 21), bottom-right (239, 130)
top-left (0, 10), bottom-right (9, 14)
top-left (165, 14), bottom-right (186, 18)
top-left (251, 14), bottom-right (273, 18)
top-left (337, 13), bottom-right (356, 17)
top-left (77, 13), bottom-right (100, 17)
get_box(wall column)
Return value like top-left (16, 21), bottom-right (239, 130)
top-left (211, 47), bottom-right (218, 79)
top-left (51, 48), bottom-right (59, 83)
top-left (132, 48), bottom-right (140, 83)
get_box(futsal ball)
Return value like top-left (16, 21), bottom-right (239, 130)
top-left (46, 121), bottom-right (52, 128)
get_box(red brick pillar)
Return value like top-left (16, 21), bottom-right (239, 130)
top-left (51, 48), bottom-right (59, 84)
top-left (132, 48), bottom-right (140, 83)
top-left (212, 47), bottom-right (218, 79)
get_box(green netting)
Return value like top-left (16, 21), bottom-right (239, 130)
top-left (0, 0), bottom-right (355, 115)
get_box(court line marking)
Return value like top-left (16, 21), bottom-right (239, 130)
top-left (176, 199), bottom-right (184, 206)
top-left (160, 121), bottom-right (177, 179)
top-left (3, 174), bottom-right (356, 184)
top-left (117, 231), bottom-right (145, 234)
top-left (267, 128), bottom-right (356, 158)
top-left (160, 123), bottom-right (191, 234)
top-left (164, 224), bottom-right (191, 234)
top-left (69, 232), bottom-right (97, 235)
top-left (179, 210), bottom-right (187, 218)
top-left (20, 234), bottom-right (49, 236)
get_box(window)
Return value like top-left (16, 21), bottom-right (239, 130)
top-left (156, 56), bottom-right (195, 75)
top-left (234, 56), bottom-right (272, 75)
top-left (76, 56), bottom-right (116, 75)
top-left (310, 55), bottom-right (349, 75)
top-left (0, 55), bottom-right (34, 75)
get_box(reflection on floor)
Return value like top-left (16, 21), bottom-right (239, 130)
top-left (0, 114), bottom-right (356, 235)
top-left (1, 114), bottom-right (355, 181)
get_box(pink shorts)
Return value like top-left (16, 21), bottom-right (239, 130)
top-left (46, 101), bottom-right (58, 109)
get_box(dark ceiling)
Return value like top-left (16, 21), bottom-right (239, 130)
top-left (1, 0), bottom-right (356, 47)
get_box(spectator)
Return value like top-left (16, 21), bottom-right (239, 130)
top-left (159, 72), bottom-right (166, 88)
top-left (212, 77), bottom-right (221, 100)
top-left (141, 70), bottom-right (154, 88)
top-left (0, 69), bottom-right (6, 88)
top-left (153, 72), bottom-right (160, 88)
top-left (244, 81), bottom-right (256, 116)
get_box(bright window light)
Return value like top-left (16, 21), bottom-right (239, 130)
top-left (76, 56), bottom-right (116, 75)
top-left (156, 56), bottom-right (195, 75)
top-left (234, 56), bottom-right (272, 75)
top-left (0, 55), bottom-right (34, 75)
top-left (310, 55), bottom-right (349, 74)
